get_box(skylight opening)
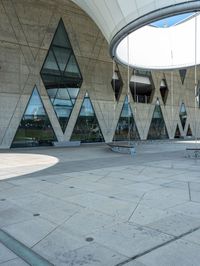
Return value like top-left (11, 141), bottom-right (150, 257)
top-left (116, 12), bottom-right (200, 70)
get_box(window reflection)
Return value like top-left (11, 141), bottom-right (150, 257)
top-left (40, 19), bottom-right (82, 132)
top-left (71, 94), bottom-right (104, 143)
top-left (11, 87), bottom-right (57, 148)
top-left (147, 100), bottom-right (168, 139)
top-left (111, 66), bottom-right (123, 101)
top-left (179, 102), bottom-right (187, 130)
top-left (130, 70), bottom-right (154, 104)
top-left (114, 96), bottom-right (140, 141)
top-left (174, 124), bottom-right (181, 138)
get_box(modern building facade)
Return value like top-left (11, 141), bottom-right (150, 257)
top-left (0, 0), bottom-right (199, 149)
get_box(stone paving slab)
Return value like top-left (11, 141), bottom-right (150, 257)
top-left (136, 239), bottom-right (200, 266)
top-left (1, 142), bottom-right (200, 266)
top-left (90, 222), bottom-right (174, 257)
top-left (2, 218), bottom-right (56, 248)
top-left (0, 243), bottom-right (17, 263)
top-left (60, 209), bottom-right (118, 236)
top-left (147, 213), bottom-right (200, 237)
top-left (184, 228), bottom-right (200, 246)
top-left (0, 258), bottom-right (29, 265)
top-left (37, 241), bottom-right (127, 266)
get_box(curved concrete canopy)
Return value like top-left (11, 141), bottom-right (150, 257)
top-left (72, 0), bottom-right (200, 70)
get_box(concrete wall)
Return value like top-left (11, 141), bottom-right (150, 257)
top-left (0, 0), bottom-right (199, 148)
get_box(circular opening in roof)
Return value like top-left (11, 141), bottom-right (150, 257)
top-left (115, 11), bottom-right (200, 70)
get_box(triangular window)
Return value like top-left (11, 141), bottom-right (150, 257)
top-left (111, 65), bottom-right (123, 101)
top-left (179, 103), bottom-right (187, 130)
top-left (179, 69), bottom-right (187, 84)
top-left (174, 124), bottom-right (181, 138)
top-left (187, 124), bottom-right (192, 137)
top-left (53, 46), bottom-right (71, 72)
top-left (48, 88), bottom-right (79, 132)
top-left (147, 100), bottom-right (168, 139)
top-left (113, 96), bottom-right (140, 141)
top-left (71, 93), bottom-right (104, 143)
top-left (11, 87), bottom-right (57, 148)
top-left (40, 19), bottom-right (83, 132)
top-left (160, 79), bottom-right (168, 105)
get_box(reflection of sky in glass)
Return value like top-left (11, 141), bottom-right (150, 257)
top-left (121, 96), bottom-right (132, 118)
top-left (25, 88), bottom-right (45, 116)
top-left (153, 105), bottom-right (162, 119)
top-left (151, 13), bottom-right (194, 28)
top-left (180, 103), bottom-right (186, 113)
top-left (47, 88), bottom-right (80, 118)
top-left (54, 99), bottom-right (72, 107)
top-left (55, 106), bottom-right (71, 117)
top-left (68, 88), bottom-right (79, 98)
top-left (80, 98), bottom-right (94, 116)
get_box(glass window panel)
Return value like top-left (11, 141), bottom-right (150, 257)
top-left (80, 98), bottom-right (94, 116)
top-left (65, 55), bottom-right (81, 77)
top-left (174, 124), bottom-right (181, 138)
top-left (53, 20), bottom-right (71, 48)
top-left (68, 88), bottom-right (79, 99)
top-left (111, 68), bottom-right (123, 101)
top-left (56, 89), bottom-right (70, 100)
top-left (47, 88), bottom-right (74, 132)
top-left (53, 46), bottom-right (71, 72)
top-left (11, 87), bottom-right (57, 148)
top-left (121, 96), bottom-right (132, 118)
top-left (54, 105), bottom-right (72, 117)
top-left (160, 79), bottom-right (168, 105)
top-left (47, 88), bottom-right (58, 99)
top-left (147, 103), bottom-right (168, 140)
top-left (71, 94), bottom-right (104, 143)
top-left (187, 124), bottom-right (192, 136)
top-left (179, 103), bottom-right (187, 130)
top-left (53, 98), bottom-right (72, 107)
top-left (42, 50), bottom-right (60, 76)
top-left (113, 96), bottom-right (140, 141)
top-left (41, 19), bottom-right (83, 132)
top-left (179, 69), bottom-right (187, 84)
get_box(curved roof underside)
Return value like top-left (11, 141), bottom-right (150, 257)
top-left (71, 0), bottom-right (198, 43)
top-left (72, 0), bottom-right (200, 69)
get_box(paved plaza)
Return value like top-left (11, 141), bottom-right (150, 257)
top-left (0, 141), bottom-right (200, 265)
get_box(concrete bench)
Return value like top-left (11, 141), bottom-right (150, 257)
top-left (107, 142), bottom-right (136, 156)
top-left (53, 141), bottom-right (80, 147)
top-left (185, 148), bottom-right (200, 158)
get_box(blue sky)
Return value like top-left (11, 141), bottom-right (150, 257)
top-left (151, 13), bottom-right (194, 28)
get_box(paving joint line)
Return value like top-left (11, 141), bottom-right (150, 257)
top-left (0, 229), bottom-right (54, 266)
top-left (115, 225), bottom-right (200, 266)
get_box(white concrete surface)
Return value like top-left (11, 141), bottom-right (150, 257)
top-left (0, 141), bottom-right (200, 265)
